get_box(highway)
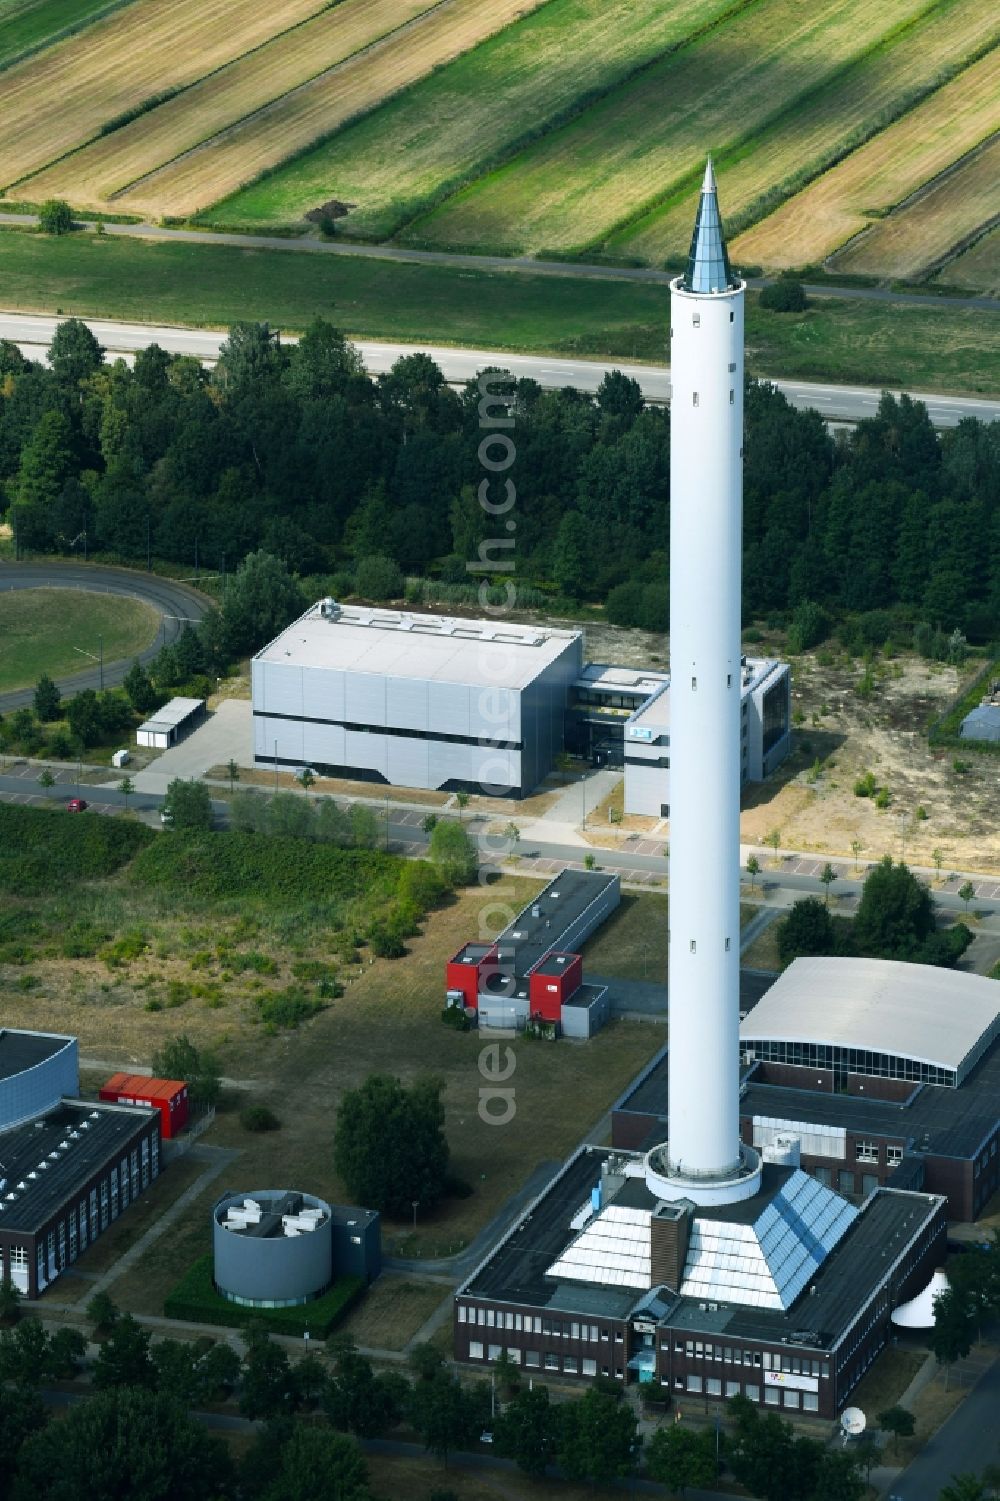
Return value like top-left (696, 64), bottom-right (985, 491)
top-left (2, 310), bottom-right (999, 427)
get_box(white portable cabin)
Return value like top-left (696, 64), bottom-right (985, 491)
top-left (136, 697), bottom-right (205, 750)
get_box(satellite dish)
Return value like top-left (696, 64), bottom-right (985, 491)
top-left (841, 1407), bottom-right (866, 1437)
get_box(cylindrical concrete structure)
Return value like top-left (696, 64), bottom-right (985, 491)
top-left (213, 1190), bottom-right (333, 1308)
top-left (663, 163), bottom-right (757, 1196)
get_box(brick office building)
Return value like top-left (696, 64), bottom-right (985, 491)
top-left (455, 1144), bottom-right (945, 1419)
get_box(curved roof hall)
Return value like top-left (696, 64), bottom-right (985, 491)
top-left (739, 957), bottom-right (1000, 1081)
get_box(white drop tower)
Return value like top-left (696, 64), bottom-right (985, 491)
top-left (645, 158), bottom-right (762, 1207)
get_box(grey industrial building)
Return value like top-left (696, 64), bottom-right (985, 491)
top-left (251, 602), bottom-right (790, 805)
top-left (621, 656), bottom-right (791, 817)
top-left (213, 1190), bottom-right (381, 1308)
top-left (252, 602), bottom-right (582, 797)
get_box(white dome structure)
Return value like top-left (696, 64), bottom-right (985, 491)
top-left (891, 1266), bottom-right (950, 1328)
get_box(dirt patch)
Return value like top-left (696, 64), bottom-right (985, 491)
top-left (741, 651), bottom-right (1000, 872)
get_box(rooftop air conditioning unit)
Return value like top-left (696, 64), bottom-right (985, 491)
top-left (320, 597), bottom-right (342, 622)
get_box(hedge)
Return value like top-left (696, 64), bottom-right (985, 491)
top-left (163, 1254), bottom-right (364, 1337)
top-left (927, 658), bottom-right (1000, 756)
top-left (0, 801), bottom-right (153, 894)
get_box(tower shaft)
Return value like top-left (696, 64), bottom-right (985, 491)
top-left (666, 173), bottom-right (745, 1182)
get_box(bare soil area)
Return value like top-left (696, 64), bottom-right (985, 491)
top-left (744, 651), bottom-right (999, 873)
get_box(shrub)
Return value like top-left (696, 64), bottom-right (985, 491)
top-left (759, 279), bottom-right (807, 312)
top-left (239, 1105), bottom-right (281, 1133)
top-left (38, 198), bottom-right (74, 235)
top-left (256, 985), bottom-right (324, 1031)
top-left (874, 786), bottom-right (891, 809)
top-left (854, 771), bottom-right (877, 798)
top-left (441, 1006), bottom-right (471, 1031)
top-left (355, 554), bottom-right (403, 601)
top-left (0, 803), bottom-right (152, 894)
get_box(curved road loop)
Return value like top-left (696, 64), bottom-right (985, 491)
top-left (0, 561), bottom-right (210, 712)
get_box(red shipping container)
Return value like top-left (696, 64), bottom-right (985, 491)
top-left (528, 953), bottom-right (582, 1022)
top-left (99, 1073), bottom-right (189, 1138)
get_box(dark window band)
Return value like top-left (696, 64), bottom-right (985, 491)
top-left (253, 710), bottom-right (521, 752)
top-left (625, 755), bottom-right (670, 768)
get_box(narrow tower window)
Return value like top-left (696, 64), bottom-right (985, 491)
top-left (692, 313), bottom-right (701, 327)
top-left (725, 937), bottom-right (731, 951)
top-left (730, 311), bottom-right (734, 322)
top-left (691, 676), bottom-right (697, 691)
top-left (730, 390), bottom-right (735, 405)
top-left (727, 673), bottom-right (732, 687)
top-left (692, 392), bottom-right (699, 407)
top-left (729, 363), bottom-right (737, 372)
top-left (690, 941), bottom-right (697, 954)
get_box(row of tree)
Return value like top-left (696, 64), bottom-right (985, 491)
top-left (777, 857), bottom-right (972, 969)
top-left (2, 319), bottom-right (998, 639)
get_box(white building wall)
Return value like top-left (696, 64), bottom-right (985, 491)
top-left (666, 273), bottom-right (745, 1180)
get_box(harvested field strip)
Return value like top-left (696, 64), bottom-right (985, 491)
top-left (0, 0), bottom-right (331, 188)
top-left (401, 0), bottom-right (934, 257)
top-left (114, 0), bottom-right (552, 222)
top-left (20, 0), bottom-right (442, 211)
top-left (627, 2), bottom-right (1000, 266)
top-left (203, 0), bottom-right (740, 237)
top-left (731, 40), bottom-right (1000, 270)
top-left (0, 0), bottom-right (130, 71)
top-left (833, 132), bottom-right (1000, 279)
top-left (937, 226), bottom-right (1000, 294)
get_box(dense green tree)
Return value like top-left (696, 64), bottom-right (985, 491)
top-left (217, 550), bottom-right (306, 656)
top-left (354, 554), bottom-right (403, 601)
top-left (645, 1423), bottom-right (718, 1492)
top-left (17, 410), bottom-right (75, 511)
top-left (45, 1327), bottom-right (86, 1380)
top-left (92, 1313), bottom-right (155, 1391)
top-left (161, 778), bottom-right (213, 831)
top-left (407, 1370), bottom-right (479, 1462)
top-left (37, 200), bottom-right (74, 235)
top-left (0, 1386), bottom-right (47, 1499)
top-left (65, 688), bottom-right (103, 746)
top-left (939, 1477), bottom-right (989, 1501)
top-left (122, 659), bottom-right (158, 713)
top-left (152, 1034), bottom-right (222, 1108)
top-left (262, 1425), bottom-right (369, 1501)
top-left (878, 1404), bottom-right (916, 1454)
top-left (428, 820), bottom-right (477, 885)
top-left (85, 1290), bottom-right (118, 1334)
top-left (557, 1387), bottom-right (639, 1486)
top-left (48, 318), bottom-right (103, 386)
top-left (324, 1341), bottom-right (407, 1438)
top-left (931, 1287), bottom-right (976, 1385)
top-left (760, 279), bottom-right (807, 312)
top-left (33, 674), bottom-right (61, 721)
top-left (853, 856), bottom-right (940, 961)
top-left (334, 1073), bottom-right (449, 1218)
top-left (239, 1330), bottom-right (296, 1421)
top-left (493, 1385), bottom-right (559, 1478)
top-left (778, 896), bottom-right (836, 966)
top-left (11, 1387), bottom-right (234, 1501)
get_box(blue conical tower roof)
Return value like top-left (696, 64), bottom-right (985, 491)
top-left (682, 158), bottom-right (738, 294)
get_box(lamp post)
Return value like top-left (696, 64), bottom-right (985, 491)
top-left (411, 1200), bottom-right (419, 1232)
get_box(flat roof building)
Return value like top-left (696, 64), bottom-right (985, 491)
top-left (252, 602), bottom-right (582, 797)
top-left (136, 696), bottom-right (205, 749)
top-left (0, 1098), bottom-right (161, 1299)
top-left (623, 657), bottom-right (791, 818)
top-left (454, 1141), bottom-right (945, 1417)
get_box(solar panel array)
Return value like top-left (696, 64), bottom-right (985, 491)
top-left (682, 1170), bottom-right (858, 1311)
top-left (546, 1203), bottom-right (652, 1291)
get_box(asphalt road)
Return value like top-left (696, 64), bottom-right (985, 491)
top-left (889, 1356), bottom-right (1000, 1499)
top-left (2, 309), bottom-right (998, 427)
top-left (0, 561), bottom-right (209, 711)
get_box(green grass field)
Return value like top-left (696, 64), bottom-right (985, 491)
top-left (1, 228), bottom-right (997, 395)
top-left (205, 0), bottom-right (735, 236)
top-left (0, 586), bottom-right (158, 692)
top-left (0, 0), bottom-right (126, 70)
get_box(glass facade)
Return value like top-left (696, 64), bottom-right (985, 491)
top-left (749, 1038), bottom-right (955, 1088)
top-left (762, 680), bottom-right (789, 756)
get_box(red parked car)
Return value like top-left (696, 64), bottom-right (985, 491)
top-left (66, 798), bottom-right (88, 812)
